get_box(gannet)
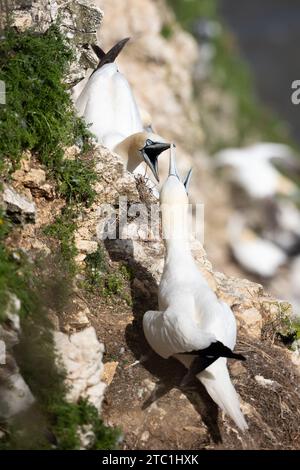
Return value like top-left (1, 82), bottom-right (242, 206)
top-left (114, 132), bottom-right (170, 181)
top-left (143, 145), bottom-right (248, 431)
top-left (228, 213), bottom-right (287, 278)
top-left (140, 108), bottom-right (154, 133)
top-left (75, 38), bottom-right (143, 149)
top-left (262, 199), bottom-right (300, 255)
top-left (214, 143), bottom-right (297, 199)
top-left (71, 71), bottom-right (92, 103)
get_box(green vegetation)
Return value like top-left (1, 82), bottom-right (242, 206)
top-left (291, 319), bottom-right (300, 341)
top-left (167, 0), bottom-right (218, 30)
top-left (50, 398), bottom-right (120, 450)
top-left (84, 244), bottom-right (109, 287)
top-left (103, 272), bottom-right (125, 297)
top-left (0, 211), bottom-right (32, 321)
top-left (85, 246), bottom-right (132, 304)
top-left (160, 23), bottom-right (174, 39)
top-left (44, 207), bottom-right (77, 274)
top-left (0, 248), bottom-right (119, 450)
top-left (0, 25), bottom-right (96, 205)
top-left (0, 25), bottom-right (118, 449)
top-left (58, 157), bottom-right (97, 205)
top-left (167, 0), bottom-right (293, 151)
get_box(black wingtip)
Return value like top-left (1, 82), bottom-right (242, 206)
top-left (180, 344), bottom-right (246, 378)
top-left (232, 352), bottom-right (246, 361)
top-left (91, 43), bottom-right (105, 60)
top-left (94, 37), bottom-right (130, 72)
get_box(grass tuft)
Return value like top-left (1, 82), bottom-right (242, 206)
top-left (0, 24), bottom-right (96, 205)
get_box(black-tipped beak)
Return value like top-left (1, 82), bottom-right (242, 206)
top-left (142, 142), bottom-right (171, 182)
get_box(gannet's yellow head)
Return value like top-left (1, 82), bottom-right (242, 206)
top-left (129, 131), bottom-right (170, 181)
top-left (160, 144), bottom-right (193, 241)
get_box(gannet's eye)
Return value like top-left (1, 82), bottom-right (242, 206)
top-left (146, 139), bottom-right (154, 146)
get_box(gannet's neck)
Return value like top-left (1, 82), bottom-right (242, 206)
top-left (165, 238), bottom-right (192, 262)
top-left (114, 135), bottom-right (141, 171)
top-left (162, 202), bottom-right (193, 261)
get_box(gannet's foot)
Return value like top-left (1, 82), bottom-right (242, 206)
top-left (179, 369), bottom-right (195, 388)
top-left (142, 381), bottom-right (173, 409)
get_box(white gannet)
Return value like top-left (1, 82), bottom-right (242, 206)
top-left (72, 71), bottom-right (92, 103)
top-left (228, 213), bottom-right (287, 278)
top-left (214, 142), bottom-right (297, 199)
top-left (262, 199), bottom-right (300, 255)
top-left (140, 108), bottom-right (154, 133)
top-left (143, 145), bottom-right (248, 431)
top-left (114, 131), bottom-right (170, 182)
top-left (75, 38), bottom-right (143, 149)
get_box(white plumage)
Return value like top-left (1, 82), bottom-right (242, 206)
top-left (263, 199), bottom-right (300, 254)
top-left (74, 38), bottom-right (143, 150)
top-left (214, 142), bottom-right (297, 199)
top-left (74, 40), bottom-right (170, 183)
top-left (228, 213), bottom-right (287, 278)
top-left (143, 146), bottom-right (248, 431)
top-left (76, 62), bottom-right (143, 150)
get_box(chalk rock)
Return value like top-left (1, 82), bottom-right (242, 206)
top-left (54, 327), bottom-right (106, 411)
top-left (0, 371), bottom-right (35, 419)
top-left (3, 185), bottom-right (36, 224)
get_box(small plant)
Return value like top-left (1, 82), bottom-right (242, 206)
top-left (85, 245), bottom-right (109, 289)
top-left (103, 272), bottom-right (124, 297)
top-left (44, 207), bottom-right (77, 273)
top-left (160, 23), bottom-right (174, 39)
top-left (85, 248), bottom-right (132, 304)
top-left (291, 319), bottom-right (300, 341)
top-left (57, 157), bottom-right (97, 205)
top-left (51, 398), bottom-right (120, 450)
top-left (120, 264), bottom-right (135, 282)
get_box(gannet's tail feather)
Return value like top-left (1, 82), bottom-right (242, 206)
top-left (91, 38), bottom-right (130, 73)
top-left (198, 358), bottom-right (248, 432)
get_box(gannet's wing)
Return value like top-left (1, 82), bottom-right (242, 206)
top-left (77, 64), bottom-right (143, 147)
top-left (252, 143), bottom-right (300, 182)
top-left (92, 38), bottom-right (130, 74)
top-left (219, 301), bottom-right (237, 350)
top-left (250, 142), bottom-right (295, 161)
top-left (143, 309), bottom-right (216, 360)
top-left (111, 71), bottom-right (143, 136)
top-left (213, 148), bottom-right (242, 167)
top-left (71, 71), bottom-right (93, 107)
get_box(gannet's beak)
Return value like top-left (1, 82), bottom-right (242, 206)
top-left (183, 168), bottom-right (193, 194)
top-left (168, 143), bottom-right (179, 179)
top-left (142, 141), bottom-right (171, 182)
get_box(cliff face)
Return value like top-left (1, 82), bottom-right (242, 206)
top-left (1, 0), bottom-right (300, 450)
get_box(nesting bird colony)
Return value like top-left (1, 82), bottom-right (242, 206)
top-left (73, 38), bottom-right (250, 431)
